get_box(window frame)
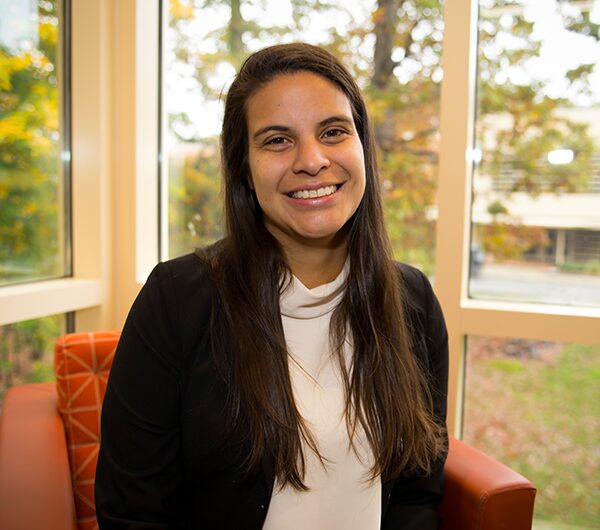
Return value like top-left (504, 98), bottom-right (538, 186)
top-left (1, 0), bottom-right (598, 437)
top-left (436, 0), bottom-right (600, 434)
top-left (0, 0), bottom-right (92, 327)
top-left (0, 0), bottom-right (160, 330)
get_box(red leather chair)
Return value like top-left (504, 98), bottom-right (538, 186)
top-left (0, 332), bottom-right (536, 530)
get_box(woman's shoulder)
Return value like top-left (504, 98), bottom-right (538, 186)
top-left (145, 247), bottom-right (220, 301)
top-left (122, 251), bottom-right (216, 368)
top-left (148, 250), bottom-right (213, 319)
top-left (394, 261), bottom-right (428, 285)
top-left (133, 250), bottom-right (213, 317)
top-left (394, 261), bottom-right (447, 340)
top-left (151, 251), bottom-right (209, 284)
top-left (393, 262), bottom-right (434, 312)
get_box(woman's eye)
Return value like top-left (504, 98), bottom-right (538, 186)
top-left (265, 136), bottom-right (289, 146)
top-left (322, 128), bottom-right (346, 139)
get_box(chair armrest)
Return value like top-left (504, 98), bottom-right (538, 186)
top-left (0, 382), bottom-right (77, 530)
top-left (440, 436), bottom-right (536, 530)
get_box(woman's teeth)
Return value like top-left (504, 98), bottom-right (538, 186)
top-left (289, 185), bottom-right (338, 199)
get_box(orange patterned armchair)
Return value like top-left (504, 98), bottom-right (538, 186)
top-left (0, 331), bottom-right (536, 530)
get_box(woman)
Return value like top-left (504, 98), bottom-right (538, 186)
top-left (96, 43), bottom-right (448, 529)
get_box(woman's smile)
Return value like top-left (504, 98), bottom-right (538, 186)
top-left (285, 183), bottom-right (341, 200)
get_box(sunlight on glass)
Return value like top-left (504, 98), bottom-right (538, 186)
top-left (469, 0), bottom-right (600, 307)
top-left (547, 149), bottom-right (574, 165)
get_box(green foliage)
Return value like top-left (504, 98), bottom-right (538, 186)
top-left (559, 260), bottom-right (600, 276)
top-left (478, 222), bottom-right (549, 260)
top-left (26, 359), bottom-right (56, 384)
top-left (562, 8), bottom-right (600, 43)
top-left (364, 1), bottom-right (443, 271)
top-left (489, 358), bottom-right (524, 373)
top-left (0, 0), bottom-right (63, 282)
top-left (0, 1), bottom-right (65, 401)
top-left (474, 2), bottom-right (599, 259)
top-left (477, 5), bottom-right (597, 195)
top-left (0, 315), bottom-right (63, 406)
top-left (487, 200), bottom-right (508, 216)
top-left (168, 137), bottom-right (224, 254)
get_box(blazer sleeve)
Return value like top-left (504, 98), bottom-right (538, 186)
top-left (95, 260), bottom-right (187, 529)
top-left (382, 265), bottom-right (449, 530)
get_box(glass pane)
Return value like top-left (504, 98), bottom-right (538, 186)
top-left (463, 335), bottom-right (600, 529)
top-left (0, 314), bottom-right (66, 406)
top-left (0, 0), bottom-right (70, 287)
top-left (162, 0), bottom-right (444, 276)
top-left (469, 0), bottom-right (600, 306)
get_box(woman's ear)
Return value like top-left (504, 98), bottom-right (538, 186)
top-left (247, 174), bottom-right (255, 190)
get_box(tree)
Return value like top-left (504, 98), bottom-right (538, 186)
top-left (164, 0), bottom-right (599, 273)
top-left (0, 0), bottom-right (63, 280)
top-left (474, 0), bottom-right (599, 257)
top-left (366, 0), bottom-right (444, 271)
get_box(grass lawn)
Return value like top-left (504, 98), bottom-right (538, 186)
top-left (534, 519), bottom-right (597, 530)
top-left (463, 339), bottom-right (600, 529)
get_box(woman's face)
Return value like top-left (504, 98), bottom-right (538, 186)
top-left (246, 71), bottom-right (366, 252)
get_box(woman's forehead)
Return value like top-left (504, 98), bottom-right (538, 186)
top-left (245, 71), bottom-right (354, 130)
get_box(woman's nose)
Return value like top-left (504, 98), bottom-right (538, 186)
top-left (292, 138), bottom-right (330, 176)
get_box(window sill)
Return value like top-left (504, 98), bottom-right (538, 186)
top-left (0, 278), bottom-right (102, 326)
top-left (460, 298), bottom-right (600, 344)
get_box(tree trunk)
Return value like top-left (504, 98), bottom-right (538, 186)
top-left (229, 0), bottom-right (243, 63)
top-left (373, 0), bottom-right (397, 89)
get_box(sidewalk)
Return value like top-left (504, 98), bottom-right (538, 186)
top-left (469, 262), bottom-right (600, 307)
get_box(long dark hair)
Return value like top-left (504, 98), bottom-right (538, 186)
top-left (199, 42), bottom-right (444, 490)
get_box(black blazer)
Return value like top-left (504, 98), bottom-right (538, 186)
top-left (95, 252), bottom-right (449, 529)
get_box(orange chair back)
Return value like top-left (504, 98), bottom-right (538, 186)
top-left (54, 331), bottom-right (121, 530)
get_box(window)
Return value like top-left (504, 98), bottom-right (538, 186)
top-left (469, 0), bottom-right (600, 307)
top-left (0, 0), bottom-right (71, 287)
top-left (0, 0), bottom-right (72, 397)
top-left (161, 0), bottom-right (444, 275)
top-left (455, 1), bottom-right (600, 526)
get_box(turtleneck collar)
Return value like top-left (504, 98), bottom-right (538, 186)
top-left (279, 260), bottom-right (349, 319)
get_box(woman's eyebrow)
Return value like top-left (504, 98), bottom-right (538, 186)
top-left (253, 115), bottom-right (354, 140)
top-left (252, 125), bottom-right (289, 140)
top-left (318, 115), bottom-right (354, 128)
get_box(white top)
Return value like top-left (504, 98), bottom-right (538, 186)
top-left (262, 265), bottom-right (381, 530)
